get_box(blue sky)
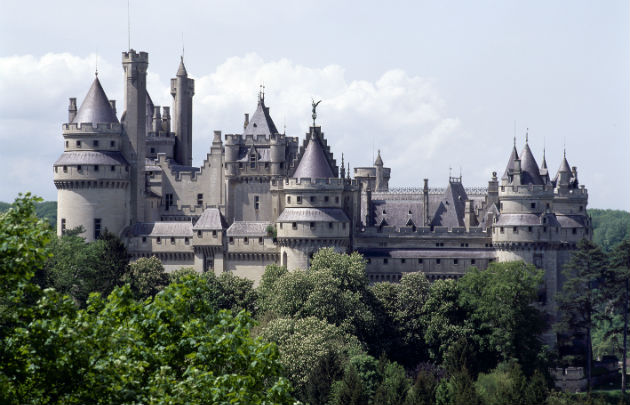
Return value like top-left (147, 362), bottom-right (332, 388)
top-left (0, 0), bottom-right (628, 209)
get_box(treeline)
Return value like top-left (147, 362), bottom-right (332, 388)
top-left (2, 194), bottom-right (630, 405)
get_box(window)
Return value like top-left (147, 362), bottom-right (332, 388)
top-left (111, 165), bottom-right (115, 171)
top-left (342, 223), bottom-right (346, 229)
top-left (94, 165), bottom-right (99, 172)
top-left (110, 140), bottom-right (115, 147)
top-left (170, 237), bottom-right (175, 244)
top-left (310, 222), bottom-right (315, 229)
top-left (471, 259), bottom-right (476, 265)
top-left (77, 140), bottom-right (81, 147)
top-left (77, 165), bottom-right (82, 172)
top-left (229, 237), bottom-right (234, 244)
top-left (528, 226), bottom-right (533, 232)
top-left (157, 237), bottom-right (161, 244)
top-left (530, 202), bottom-right (536, 209)
top-left (63, 166), bottom-right (68, 173)
top-left (418, 259), bottom-right (423, 264)
top-left (335, 196), bottom-right (339, 203)
top-left (239, 162), bottom-right (244, 169)
top-left (310, 196), bottom-right (315, 203)
top-left (383, 258), bottom-right (388, 264)
top-left (165, 193), bottom-right (173, 211)
top-left (328, 222), bottom-right (333, 229)
top-left (93, 140), bottom-right (99, 147)
top-left (546, 203), bottom-right (550, 209)
top-left (279, 223), bottom-right (283, 229)
top-left (94, 218), bottom-right (101, 239)
top-left (500, 227), bottom-right (504, 233)
top-left (401, 259), bottom-right (406, 264)
top-left (454, 259), bottom-right (459, 265)
top-left (254, 195), bottom-right (260, 210)
top-left (297, 196), bottom-right (302, 204)
top-left (212, 230), bottom-right (217, 237)
top-left (264, 162), bottom-right (269, 169)
top-left (142, 236), bottom-right (147, 243)
top-left (572, 228), bottom-right (577, 235)
top-left (292, 222), bottom-right (297, 230)
top-left (150, 147), bottom-right (156, 154)
top-left (579, 206), bottom-right (583, 212)
top-left (197, 230), bottom-right (202, 237)
top-left (287, 196), bottom-right (291, 204)
top-left (436, 259), bottom-right (441, 264)
top-left (197, 193), bottom-right (203, 206)
top-left (324, 196), bottom-right (329, 202)
top-left (513, 226), bottom-right (517, 233)
top-left (367, 258), bottom-right (371, 264)
top-left (65, 141), bottom-right (69, 148)
top-left (244, 237), bottom-right (249, 244)
top-left (61, 218), bottom-right (66, 233)
top-left (250, 153), bottom-right (256, 168)
top-left (280, 162), bottom-right (284, 169)
top-left (259, 237), bottom-right (263, 244)
top-left (543, 227), bottom-right (547, 233)
top-left (500, 202), bottom-right (503, 210)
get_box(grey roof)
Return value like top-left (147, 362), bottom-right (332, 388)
top-left (54, 151), bottom-right (128, 166)
top-left (495, 213), bottom-right (560, 227)
top-left (193, 208), bottom-right (226, 230)
top-left (243, 97), bottom-right (279, 136)
top-left (374, 150), bottom-right (383, 166)
top-left (177, 57), bottom-right (188, 77)
top-left (73, 77), bottom-right (119, 124)
top-left (502, 145), bottom-right (519, 180)
top-left (519, 143), bottom-right (544, 185)
top-left (292, 135), bottom-right (335, 179)
top-left (237, 146), bottom-right (271, 162)
top-left (277, 207), bottom-right (350, 222)
top-left (226, 221), bottom-right (271, 237)
top-left (556, 215), bottom-right (587, 228)
top-left (357, 248), bottom-right (497, 259)
top-left (126, 222), bottom-right (193, 237)
top-left (431, 180), bottom-right (468, 227)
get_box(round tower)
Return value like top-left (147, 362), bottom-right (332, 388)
top-left (269, 134), bottom-right (286, 176)
top-left (54, 76), bottom-right (130, 241)
top-left (275, 128), bottom-right (351, 270)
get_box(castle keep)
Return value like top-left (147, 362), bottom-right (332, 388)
top-left (54, 50), bottom-right (591, 312)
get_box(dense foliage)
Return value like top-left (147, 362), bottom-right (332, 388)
top-left (589, 209), bottom-right (630, 252)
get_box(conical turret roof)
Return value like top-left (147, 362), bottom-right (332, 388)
top-left (177, 57), bottom-right (188, 77)
top-left (374, 150), bottom-right (383, 166)
top-left (553, 153), bottom-right (572, 184)
top-left (72, 77), bottom-right (118, 124)
top-left (519, 143), bottom-right (544, 185)
top-left (243, 96), bottom-right (279, 136)
top-left (501, 143), bottom-right (519, 181)
top-left (292, 133), bottom-right (335, 179)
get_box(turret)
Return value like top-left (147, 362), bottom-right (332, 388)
top-left (68, 98), bottom-right (77, 122)
top-left (152, 105), bottom-right (162, 132)
top-left (423, 178), bottom-right (430, 226)
top-left (162, 106), bottom-right (171, 132)
top-left (171, 57), bottom-right (195, 166)
top-left (374, 150), bottom-right (385, 192)
top-left (122, 49), bottom-right (149, 225)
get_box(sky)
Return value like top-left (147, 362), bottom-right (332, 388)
top-left (0, 0), bottom-right (628, 210)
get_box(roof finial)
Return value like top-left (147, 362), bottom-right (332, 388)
top-left (449, 165), bottom-right (452, 177)
top-left (513, 136), bottom-right (516, 148)
top-left (312, 98), bottom-right (322, 126)
top-left (181, 32), bottom-right (185, 59)
top-left (563, 137), bottom-right (566, 157)
top-left (347, 162), bottom-right (350, 180)
top-left (95, 52), bottom-right (98, 77)
top-left (526, 128), bottom-right (529, 143)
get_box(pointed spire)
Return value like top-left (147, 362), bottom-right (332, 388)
top-left (541, 148), bottom-right (548, 170)
top-left (244, 90), bottom-right (279, 136)
top-left (340, 153), bottom-right (346, 179)
top-left (292, 135), bottom-right (335, 179)
top-left (374, 149), bottom-right (383, 166)
top-left (525, 128), bottom-right (529, 144)
top-left (519, 142), bottom-right (544, 185)
top-left (347, 162), bottom-right (350, 180)
top-left (176, 56), bottom-right (187, 77)
top-left (72, 77), bottom-right (119, 124)
top-left (502, 140), bottom-right (520, 181)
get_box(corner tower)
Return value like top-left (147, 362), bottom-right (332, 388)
top-left (171, 57), bottom-right (195, 166)
top-left (122, 50), bottom-right (148, 224)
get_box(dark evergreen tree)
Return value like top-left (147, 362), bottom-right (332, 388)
top-left (304, 350), bottom-right (344, 405)
top-left (556, 238), bottom-right (608, 391)
top-left (331, 364), bottom-right (369, 405)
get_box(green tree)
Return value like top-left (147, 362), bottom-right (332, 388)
top-left (589, 209), bottom-right (630, 251)
top-left (122, 256), bottom-right (170, 299)
top-left (212, 271), bottom-right (258, 314)
top-left (404, 366), bottom-right (440, 405)
top-left (304, 350), bottom-right (345, 405)
top-left (458, 262), bottom-right (547, 375)
top-left (372, 360), bottom-right (410, 405)
top-left (330, 363), bottom-right (370, 405)
top-left (556, 238), bottom-right (608, 391)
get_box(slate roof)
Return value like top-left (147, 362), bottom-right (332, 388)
top-left (502, 145), bottom-right (519, 181)
top-left (431, 180), bottom-right (468, 227)
top-left (277, 207), bottom-right (350, 222)
top-left (177, 57), bottom-right (188, 77)
top-left (54, 151), bottom-right (128, 166)
top-left (226, 221), bottom-right (272, 237)
top-left (126, 222), bottom-right (193, 237)
top-left (243, 97), bottom-right (279, 136)
top-left (193, 208), bottom-right (226, 230)
top-left (237, 146), bottom-right (271, 162)
top-left (519, 143), bottom-right (544, 185)
top-left (292, 134), bottom-right (335, 179)
top-left (495, 213), bottom-right (560, 227)
top-left (374, 150), bottom-right (383, 166)
top-left (556, 215), bottom-right (587, 228)
top-left (73, 77), bottom-right (119, 124)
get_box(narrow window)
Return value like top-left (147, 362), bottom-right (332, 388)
top-left (63, 166), bottom-right (68, 173)
top-left (65, 141), bottom-right (69, 148)
top-left (197, 230), bottom-right (202, 237)
top-left (229, 237), bottom-right (234, 244)
top-left (342, 223), bottom-right (346, 229)
top-left (77, 140), bottom-right (81, 147)
top-left (264, 162), bottom-right (269, 169)
top-left (297, 196), bottom-right (302, 204)
top-left (528, 226), bottom-right (533, 232)
top-left (292, 222), bottom-right (297, 230)
top-left (111, 165), bottom-right (115, 171)
top-left (500, 227), bottom-right (504, 233)
top-left (93, 140), bottom-right (99, 147)
top-left (367, 258), bottom-right (371, 264)
top-left (310, 196), bottom-right (315, 203)
top-left (250, 153), bottom-right (256, 168)
top-left (94, 165), bottom-right (99, 172)
top-left (418, 259), bottom-right (423, 264)
top-left (259, 237), bottom-right (263, 244)
top-left (157, 237), bottom-right (161, 244)
top-left (61, 218), bottom-right (66, 233)
top-left (471, 259), bottom-right (476, 265)
top-left (324, 196), bottom-right (329, 202)
top-left (150, 147), bottom-right (156, 154)
top-left (513, 226), bottom-right (517, 233)
top-left (572, 228), bottom-right (577, 235)
top-left (212, 230), bottom-right (217, 237)
top-left (254, 195), bottom-right (260, 210)
top-left (142, 236), bottom-right (147, 243)
top-left (197, 193), bottom-right (203, 206)
top-left (244, 237), bottom-right (249, 244)
top-left (170, 237), bottom-right (175, 244)
top-left (530, 202), bottom-right (536, 209)
top-left (436, 259), bottom-right (441, 264)
top-left (328, 222), bottom-right (333, 229)
top-left (310, 222), bottom-right (315, 229)
top-left (77, 165), bottom-right (82, 172)
top-left (165, 193), bottom-right (173, 211)
top-left (335, 196), bottom-right (339, 203)
top-left (110, 140), bottom-right (115, 147)
top-left (287, 196), bottom-right (291, 204)
top-left (185, 237), bottom-right (189, 245)
top-left (579, 206), bottom-right (583, 212)
top-left (500, 202), bottom-right (503, 210)
top-left (401, 259), bottom-right (406, 264)
top-left (454, 259), bottom-right (459, 265)
top-left (383, 258), bottom-right (388, 264)
top-left (94, 218), bottom-right (101, 239)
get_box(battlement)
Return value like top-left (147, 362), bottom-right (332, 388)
top-left (224, 133), bottom-right (299, 145)
top-left (63, 122), bottom-right (122, 132)
top-left (122, 49), bottom-right (149, 63)
top-left (499, 184), bottom-right (554, 197)
top-left (360, 225), bottom-right (490, 236)
top-left (272, 177), bottom-right (357, 190)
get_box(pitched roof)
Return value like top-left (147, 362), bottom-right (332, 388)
top-left (54, 151), bottom-right (128, 166)
top-left (277, 207), bottom-right (350, 222)
top-left (243, 97), bottom-right (279, 136)
top-left (72, 77), bottom-right (119, 124)
top-left (431, 180), bottom-right (468, 228)
top-left (519, 143), bottom-right (544, 185)
top-left (553, 154), bottom-right (573, 184)
top-left (292, 133), bottom-right (335, 179)
top-left (226, 221), bottom-right (272, 237)
top-left (193, 208), bottom-right (226, 230)
top-left (126, 222), bottom-right (193, 237)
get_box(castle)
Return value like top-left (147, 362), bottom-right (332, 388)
top-left (54, 50), bottom-right (591, 314)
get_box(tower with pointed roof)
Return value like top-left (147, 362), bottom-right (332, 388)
top-left (54, 75), bottom-right (130, 241)
top-left (171, 57), bottom-right (195, 166)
